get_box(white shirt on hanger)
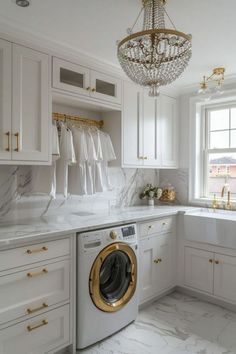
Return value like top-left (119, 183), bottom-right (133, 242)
top-left (56, 123), bottom-right (76, 197)
top-left (69, 126), bottom-right (88, 195)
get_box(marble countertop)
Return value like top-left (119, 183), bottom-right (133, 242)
top-left (0, 205), bottom-right (198, 249)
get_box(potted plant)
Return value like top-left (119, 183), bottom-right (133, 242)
top-left (139, 184), bottom-right (163, 206)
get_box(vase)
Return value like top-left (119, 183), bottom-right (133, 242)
top-left (148, 198), bottom-right (154, 206)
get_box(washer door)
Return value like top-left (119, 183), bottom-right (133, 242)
top-left (89, 243), bottom-right (137, 312)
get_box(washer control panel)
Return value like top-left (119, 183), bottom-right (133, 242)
top-left (121, 225), bottom-right (136, 238)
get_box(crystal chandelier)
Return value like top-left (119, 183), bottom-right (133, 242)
top-left (117, 0), bottom-right (192, 97)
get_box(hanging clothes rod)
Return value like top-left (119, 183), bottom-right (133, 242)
top-left (52, 112), bottom-right (104, 128)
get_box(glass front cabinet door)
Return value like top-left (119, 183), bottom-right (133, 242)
top-left (52, 57), bottom-right (122, 105)
top-left (52, 57), bottom-right (90, 97)
top-left (90, 70), bottom-right (122, 105)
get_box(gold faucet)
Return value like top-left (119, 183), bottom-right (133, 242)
top-left (226, 191), bottom-right (232, 210)
top-left (221, 178), bottom-right (232, 209)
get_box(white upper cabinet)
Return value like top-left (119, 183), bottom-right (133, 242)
top-left (53, 57), bottom-right (90, 97)
top-left (122, 81), bottom-right (178, 169)
top-left (52, 57), bottom-right (122, 106)
top-left (122, 81), bottom-right (143, 166)
top-left (0, 39), bottom-right (51, 165)
top-left (12, 45), bottom-right (50, 162)
top-left (0, 39), bottom-right (12, 160)
top-left (142, 90), bottom-right (162, 166)
top-left (160, 95), bottom-right (179, 168)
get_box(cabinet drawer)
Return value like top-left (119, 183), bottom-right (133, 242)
top-left (0, 304), bottom-right (70, 354)
top-left (0, 260), bottom-right (70, 325)
top-left (139, 218), bottom-right (173, 237)
top-left (0, 238), bottom-right (70, 272)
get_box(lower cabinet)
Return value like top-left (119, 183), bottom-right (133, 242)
top-left (0, 305), bottom-right (70, 354)
top-left (0, 236), bottom-right (74, 354)
top-left (184, 247), bottom-right (214, 294)
top-left (184, 247), bottom-right (236, 304)
top-left (139, 232), bottom-right (174, 304)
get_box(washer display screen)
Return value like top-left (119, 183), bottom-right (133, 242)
top-left (100, 251), bottom-right (131, 303)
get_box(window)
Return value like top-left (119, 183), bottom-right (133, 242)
top-left (204, 105), bottom-right (236, 200)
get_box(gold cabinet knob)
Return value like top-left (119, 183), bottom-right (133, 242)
top-left (110, 230), bottom-right (118, 240)
top-left (148, 225), bottom-right (154, 229)
top-left (143, 156), bottom-right (148, 160)
top-left (215, 260), bottom-right (220, 265)
top-left (209, 259), bottom-right (213, 263)
top-left (86, 86), bottom-right (91, 91)
top-left (158, 258), bottom-right (162, 263)
top-left (154, 259), bottom-right (159, 264)
top-left (91, 88), bottom-right (96, 92)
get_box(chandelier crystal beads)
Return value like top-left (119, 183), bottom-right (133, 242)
top-left (117, 0), bottom-right (192, 97)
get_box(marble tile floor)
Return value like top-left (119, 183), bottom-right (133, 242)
top-left (78, 292), bottom-right (236, 354)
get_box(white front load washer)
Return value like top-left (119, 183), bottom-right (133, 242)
top-left (77, 224), bottom-right (138, 349)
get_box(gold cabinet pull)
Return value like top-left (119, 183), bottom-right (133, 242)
top-left (215, 260), bottom-right (220, 265)
top-left (27, 268), bottom-right (48, 278)
top-left (209, 259), bottom-right (213, 263)
top-left (14, 132), bottom-right (20, 152)
top-left (27, 319), bottom-right (48, 332)
top-left (5, 132), bottom-right (10, 151)
top-left (27, 302), bottom-right (48, 315)
top-left (26, 246), bottom-right (48, 254)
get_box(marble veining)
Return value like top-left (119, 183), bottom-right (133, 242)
top-left (0, 166), bottom-right (159, 221)
top-left (78, 292), bottom-right (236, 354)
top-left (0, 205), bottom-right (197, 248)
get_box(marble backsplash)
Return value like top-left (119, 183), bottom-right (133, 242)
top-left (0, 166), bottom-right (159, 221)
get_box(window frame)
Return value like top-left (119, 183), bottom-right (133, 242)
top-left (189, 91), bottom-right (236, 206)
top-left (203, 103), bottom-right (236, 199)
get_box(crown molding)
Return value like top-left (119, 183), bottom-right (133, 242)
top-left (0, 16), bottom-right (124, 78)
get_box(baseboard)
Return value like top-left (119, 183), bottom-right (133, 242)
top-left (177, 286), bottom-right (236, 313)
top-left (138, 286), bottom-right (177, 310)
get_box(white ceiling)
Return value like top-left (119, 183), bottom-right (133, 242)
top-left (0, 0), bottom-right (236, 89)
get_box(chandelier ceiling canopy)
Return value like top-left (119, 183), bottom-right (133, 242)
top-left (117, 0), bottom-right (192, 97)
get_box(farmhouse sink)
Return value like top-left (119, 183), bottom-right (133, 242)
top-left (184, 208), bottom-right (236, 249)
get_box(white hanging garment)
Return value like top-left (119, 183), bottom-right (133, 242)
top-left (92, 128), bottom-right (106, 193)
top-left (30, 123), bottom-right (60, 198)
top-left (69, 126), bottom-right (88, 195)
top-left (56, 124), bottom-right (76, 197)
top-left (85, 129), bottom-right (97, 195)
top-left (99, 130), bottom-right (116, 190)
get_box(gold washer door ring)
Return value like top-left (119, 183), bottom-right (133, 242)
top-left (89, 242), bottom-right (137, 313)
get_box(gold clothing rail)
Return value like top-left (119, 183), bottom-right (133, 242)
top-left (52, 112), bottom-right (103, 128)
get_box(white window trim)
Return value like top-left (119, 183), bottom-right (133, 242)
top-left (189, 89), bottom-right (236, 207)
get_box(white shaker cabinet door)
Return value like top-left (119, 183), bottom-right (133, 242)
top-left (143, 91), bottom-right (161, 167)
top-left (214, 253), bottom-right (236, 304)
top-left (184, 247), bottom-right (214, 294)
top-left (12, 44), bottom-right (50, 163)
top-left (156, 233), bottom-right (174, 293)
top-left (122, 81), bottom-right (143, 167)
top-left (0, 39), bottom-right (12, 160)
top-left (160, 95), bottom-right (179, 168)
